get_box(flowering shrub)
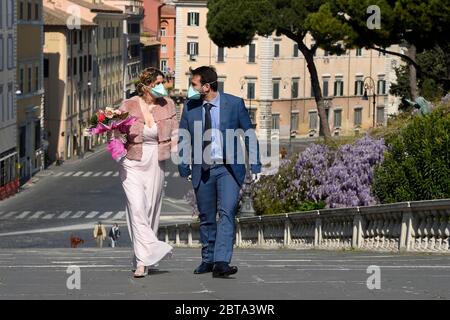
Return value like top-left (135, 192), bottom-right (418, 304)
top-left (249, 135), bottom-right (386, 215)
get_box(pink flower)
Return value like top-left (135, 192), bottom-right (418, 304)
top-left (107, 138), bottom-right (127, 162)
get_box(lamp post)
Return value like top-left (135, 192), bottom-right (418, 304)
top-left (362, 76), bottom-right (377, 128)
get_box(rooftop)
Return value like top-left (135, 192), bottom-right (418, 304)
top-left (44, 6), bottom-right (97, 27)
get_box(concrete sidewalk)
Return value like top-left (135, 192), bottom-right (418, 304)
top-left (0, 248), bottom-right (449, 300)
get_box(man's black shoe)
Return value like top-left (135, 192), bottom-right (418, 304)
top-left (193, 262), bottom-right (214, 274)
top-left (212, 262), bottom-right (238, 278)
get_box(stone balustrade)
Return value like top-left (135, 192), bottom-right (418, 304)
top-left (158, 199), bottom-right (450, 253)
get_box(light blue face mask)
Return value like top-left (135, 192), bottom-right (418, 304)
top-left (187, 85), bottom-right (201, 100)
top-left (149, 83), bottom-right (168, 98)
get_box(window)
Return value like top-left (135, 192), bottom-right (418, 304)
top-left (0, 85), bottom-right (3, 122)
top-left (334, 109), bottom-right (342, 127)
top-left (377, 79), bottom-right (387, 95)
top-left (291, 113), bottom-right (299, 131)
top-left (273, 80), bottom-right (280, 100)
top-left (35, 66), bottom-right (39, 91)
top-left (19, 1), bottom-right (24, 20)
top-left (79, 56), bottom-right (83, 79)
top-left (187, 12), bottom-right (200, 26)
top-left (355, 78), bottom-right (364, 96)
top-left (217, 47), bottom-right (224, 62)
top-left (67, 58), bottom-right (71, 77)
top-left (0, 37), bottom-right (3, 71)
top-left (79, 30), bottom-right (83, 51)
top-left (322, 78), bottom-right (329, 97)
top-left (27, 67), bottom-right (32, 93)
top-left (293, 43), bottom-right (299, 57)
top-left (291, 78), bottom-right (299, 98)
top-left (7, 0), bottom-right (13, 28)
top-left (35, 3), bottom-right (40, 20)
top-left (73, 30), bottom-right (77, 44)
top-left (73, 57), bottom-right (77, 75)
top-left (354, 108), bottom-right (362, 126)
top-left (161, 44), bottom-right (167, 54)
top-left (160, 59), bottom-right (167, 72)
top-left (272, 114), bottom-right (280, 130)
top-left (19, 68), bottom-right (24, 93)
top-left (28, 1), bottom-right (32, 20)
top-left (334, 78), bottom-right (344, 96)
top-left (44, 59), bottom-right (49, 78)
top-left (274, 43), bottom-right (280, 58)
top-left (84, 55), bottom-right (87, 72)
top-left (247, 82), bottom-right (255, 100)
top-left (248, 43), bottom-right (256, 63)
top-left (356, 48), bottom-right (362, 56)
top-left (218, 80), bottom-right (225, 92)
top-left (34, 120), bottom-right (41, 151)
top-left (377, 106), bottom-right (385, 124)
top-left (160, 28), bottom-right (167, 37)
top-left (309, 112), bottom-right (318, 130)
top-left (88, 55), bottom-right (92, 71)
top-left (7, 83), bottom-right (12, 121)
top-left (187, 42), bottom-right (198, 56)
top-left (7, 36), bottom-right (13, 69)
top-left (19, 126), bottom-right (26, 157)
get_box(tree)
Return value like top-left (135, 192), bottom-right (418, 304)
top-left (307, 0), bottom-right (450, 99)
top-left (206, 0), bottom-right (354, 141)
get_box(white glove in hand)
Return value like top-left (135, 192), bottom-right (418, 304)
top-left (251, 173), bottom-right (260, 182)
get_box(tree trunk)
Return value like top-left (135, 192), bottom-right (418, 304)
top-left (407, 44), bottom-right (419, 99)
top-left (299, 42), bottom-right (332, 141)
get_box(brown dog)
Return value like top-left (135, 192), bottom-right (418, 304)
top-left (70, 235), bottom-right (85, 248)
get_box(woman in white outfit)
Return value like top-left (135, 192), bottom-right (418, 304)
top-left (117, 68), bottom-right (178, 278)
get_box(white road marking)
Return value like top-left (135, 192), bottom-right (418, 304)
top-left (71, 211), bottom-right (86, 218)
top-left (99, 211), bottom-right (113, 219)
top-left (73, 171), bottom-right (84, 177)
top-left (93, 172), bottom-right (103, 177)
top-left (165, 172), bottom-right (170, 177)
top-left (112, 211), bottom-right (126, 220)
top-left (172, 172), bottom-right (179, 178)
top-left (82, 171), bottom-right (93, 177)
top-left (29, 211), bottom-right (45, 219)
top-left (0, 211), bottom-right (17, 219)
top-left (53, 172), bottom-right (64, 177)
top-left (63, 171), bottom-right (74, 177)
top-left (103, 171), bottom-right (113, 177)
top-left (15, 211), bottom-right (31, 219)
top-left (42, 214), bottom-right (55, 219)
top-left (85, 211), bottom-right (100, 219)
top-left (113, 172), bottom-right (119, 177)
top-left (58, 211), bottom-right (72, 219)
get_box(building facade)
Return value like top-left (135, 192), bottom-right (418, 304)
top-left (103, 0), bottom-right (144, 98)
top-left (173, 0), bottom-right (402, 141)
top-left (0, 0), bottom-right (19, 199)
top-left (141, 0), bottom-right (162, 72)
top-left (160, 3), bottom-right (175, 86)
top-left (43, 4), bottom-right (96, 164)
top-left (16, 0), bottom-right (45, 182)
top-left (43, 0), bottom-right (125, 161)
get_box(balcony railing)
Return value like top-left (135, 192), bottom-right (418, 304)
top-left (158, 199), bottom-right (450, 253)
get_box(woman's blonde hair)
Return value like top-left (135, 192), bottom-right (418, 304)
top-left (135, 67), bottom-right (165, 96)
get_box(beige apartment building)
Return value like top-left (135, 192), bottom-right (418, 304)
top-left (173, 0), bottom-right (402, 141)
top-left (103, 0), bottom-right (144, 98)
top-left (43, 4), bottom-right (96, 163)
top-left (43, 0), bottom-right (125, 162)
top-left (17, 0), bottom-right (45, 181)
top-left (0, 0), bottom-right (19, 199)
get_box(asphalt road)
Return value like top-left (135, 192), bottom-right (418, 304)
top-left (0, 248), bottom-right (449, 300)
top-left (0, 146), bottom-right (195, 248)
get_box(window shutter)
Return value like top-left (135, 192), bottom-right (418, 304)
top-left (334, 81), bottom-right (337, 96)
top-left (187, 42), bottom-right (190, 54)
top-left (187, 13), bottom-right (191, 26)
top-left (196, 13), bottom-right (200, 26)
top-left (195, 43), bottom-right (198, 55)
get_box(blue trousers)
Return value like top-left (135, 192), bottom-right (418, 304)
top-left (194, 164), bottom-right (241, 263)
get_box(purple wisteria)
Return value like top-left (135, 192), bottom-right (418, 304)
top-left (295, 135), bottom-right (387, 208)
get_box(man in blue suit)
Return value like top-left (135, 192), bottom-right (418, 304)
top-left (178, 66), bottom-right (261, 278)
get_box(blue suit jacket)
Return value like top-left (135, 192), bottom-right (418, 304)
top-left (178, 92), bottom-right (262, 188)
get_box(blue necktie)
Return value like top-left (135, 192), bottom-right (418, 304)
top-left (202, 103), bottom-right (213, 171)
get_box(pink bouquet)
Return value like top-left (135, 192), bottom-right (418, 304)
top-left (88, 107), bottom-right (137, 161)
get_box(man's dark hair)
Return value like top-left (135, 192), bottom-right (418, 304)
top-left (190, 66), bottom-right (218, 91)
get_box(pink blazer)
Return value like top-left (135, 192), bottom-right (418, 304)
top-left (119, 96), bottom-right (178, 162)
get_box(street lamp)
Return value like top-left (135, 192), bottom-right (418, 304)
top-left (362, 76), bottom-right (377, 128)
